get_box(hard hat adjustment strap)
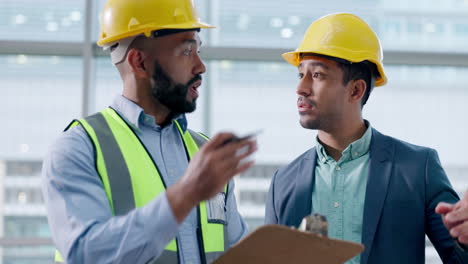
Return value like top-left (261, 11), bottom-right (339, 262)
top-left (107, 28), bottom-right (201, 65)
top-left (108, 35), bottom-right (139, 65)
top-left (151, 28), bottom-right (200, 38)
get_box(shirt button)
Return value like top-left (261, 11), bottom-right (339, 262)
top-left (334, 202), bottom-right (340, 208)
top-left (336, 166), bottom-right (341, 171)
top-left (322, 157), bottom-right (326, 162)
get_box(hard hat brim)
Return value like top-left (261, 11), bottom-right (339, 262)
top-left (97, 21), bottom-right (215, 47)
top-left (282, 50), bottom-right (388, 87)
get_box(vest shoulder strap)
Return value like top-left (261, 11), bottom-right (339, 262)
top-left (187, 129), bottom-right (209, 148)
top-left (82, 111), bottom-right (136, 216)
top-left (63, 119), bottom-right (80, 132)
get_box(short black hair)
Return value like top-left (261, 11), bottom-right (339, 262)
top-left (300, 53), bottom-right (379, 107)
top-left (337, 60), bottom-right (378, 107)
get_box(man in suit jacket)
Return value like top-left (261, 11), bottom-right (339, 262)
top-left (265, 13), bottom-right (468, 263)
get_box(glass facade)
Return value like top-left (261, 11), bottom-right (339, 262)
top-left (0, 55), bottom-right (82, 158)
top-left (2, 1), bottom-right (468, 263)
top-left (213, 0), bottom-right (468, 52)
top-left (0, 0), bottom-right (84, 42)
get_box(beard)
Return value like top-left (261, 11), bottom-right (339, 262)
top-left (299, 109), bottom-right (343, 132)
top-left (150, 62), bottom-right (201, 114)
top-left (298, 96), bottom-right (336, 131)
top-left (298, 96), bottom-right (321, 130)
top-left (299, 116), bottom-right (322, 130)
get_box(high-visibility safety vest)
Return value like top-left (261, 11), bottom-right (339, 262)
top-left (55, 107), bottom-right (227, 264)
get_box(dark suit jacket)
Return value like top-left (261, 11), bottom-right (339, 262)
top-left (265, 128), bottom-right (468, 263)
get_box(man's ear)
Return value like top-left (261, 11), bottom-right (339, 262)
top-left (349, 79), bottom-right (367, 104)
top-left (127, 48), bottom-right (148, 78)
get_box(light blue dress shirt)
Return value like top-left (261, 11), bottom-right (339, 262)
top-left (42, 95), bottom-right (247, 264)
top-left (312, 124), bottom-right (372, 264)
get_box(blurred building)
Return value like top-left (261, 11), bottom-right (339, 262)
top-left (1, 0), bottom-right (468, 263)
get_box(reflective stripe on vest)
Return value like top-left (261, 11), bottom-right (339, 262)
top-left (55, 107), bottom-right (226, 263)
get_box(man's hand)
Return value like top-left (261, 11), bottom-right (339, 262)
top-left (436, 190), bottom-right (468, 246)
top-left (167, 132), bottom-right (257, 223)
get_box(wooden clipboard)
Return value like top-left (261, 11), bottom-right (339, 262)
top-left (214, 225), bottom-right (364, 264)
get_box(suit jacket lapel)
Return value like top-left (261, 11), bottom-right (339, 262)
top-left (361, 129), bottom-right (394, 264)
top-left (287, 148), bottom-right (317, 227)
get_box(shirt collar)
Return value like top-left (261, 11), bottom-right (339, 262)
top-left (315, 121), bottom-right (372, 164)
top-left (110, 94), bottom-right (188, 133)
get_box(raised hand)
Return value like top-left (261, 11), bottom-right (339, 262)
top-left (436, 190), bottom-right (468, 246)
top-left (167, 132), bottom-right (257, 222)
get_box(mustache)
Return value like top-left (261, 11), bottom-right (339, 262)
top-left (186, 75), bottom-right (202, 87)
top-left (297, 96), bottom-right (316, 107)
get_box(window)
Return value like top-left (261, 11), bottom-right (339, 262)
top-left (0, 55), bottom-right (82, 158)
top-left (2, 1), bottom-right (468, 263)
top-left (0, 0), bottom-right (84, 42)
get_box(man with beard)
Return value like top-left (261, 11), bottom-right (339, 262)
top-left (264, 13), bottom-right (468, 263)
top-left (42, 0), bottom-right (256, 263)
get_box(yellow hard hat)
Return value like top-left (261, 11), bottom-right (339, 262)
top-left (97, 0), bottom-right (215, 47)
top-left (282, 13), bottom-right (387, 86)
